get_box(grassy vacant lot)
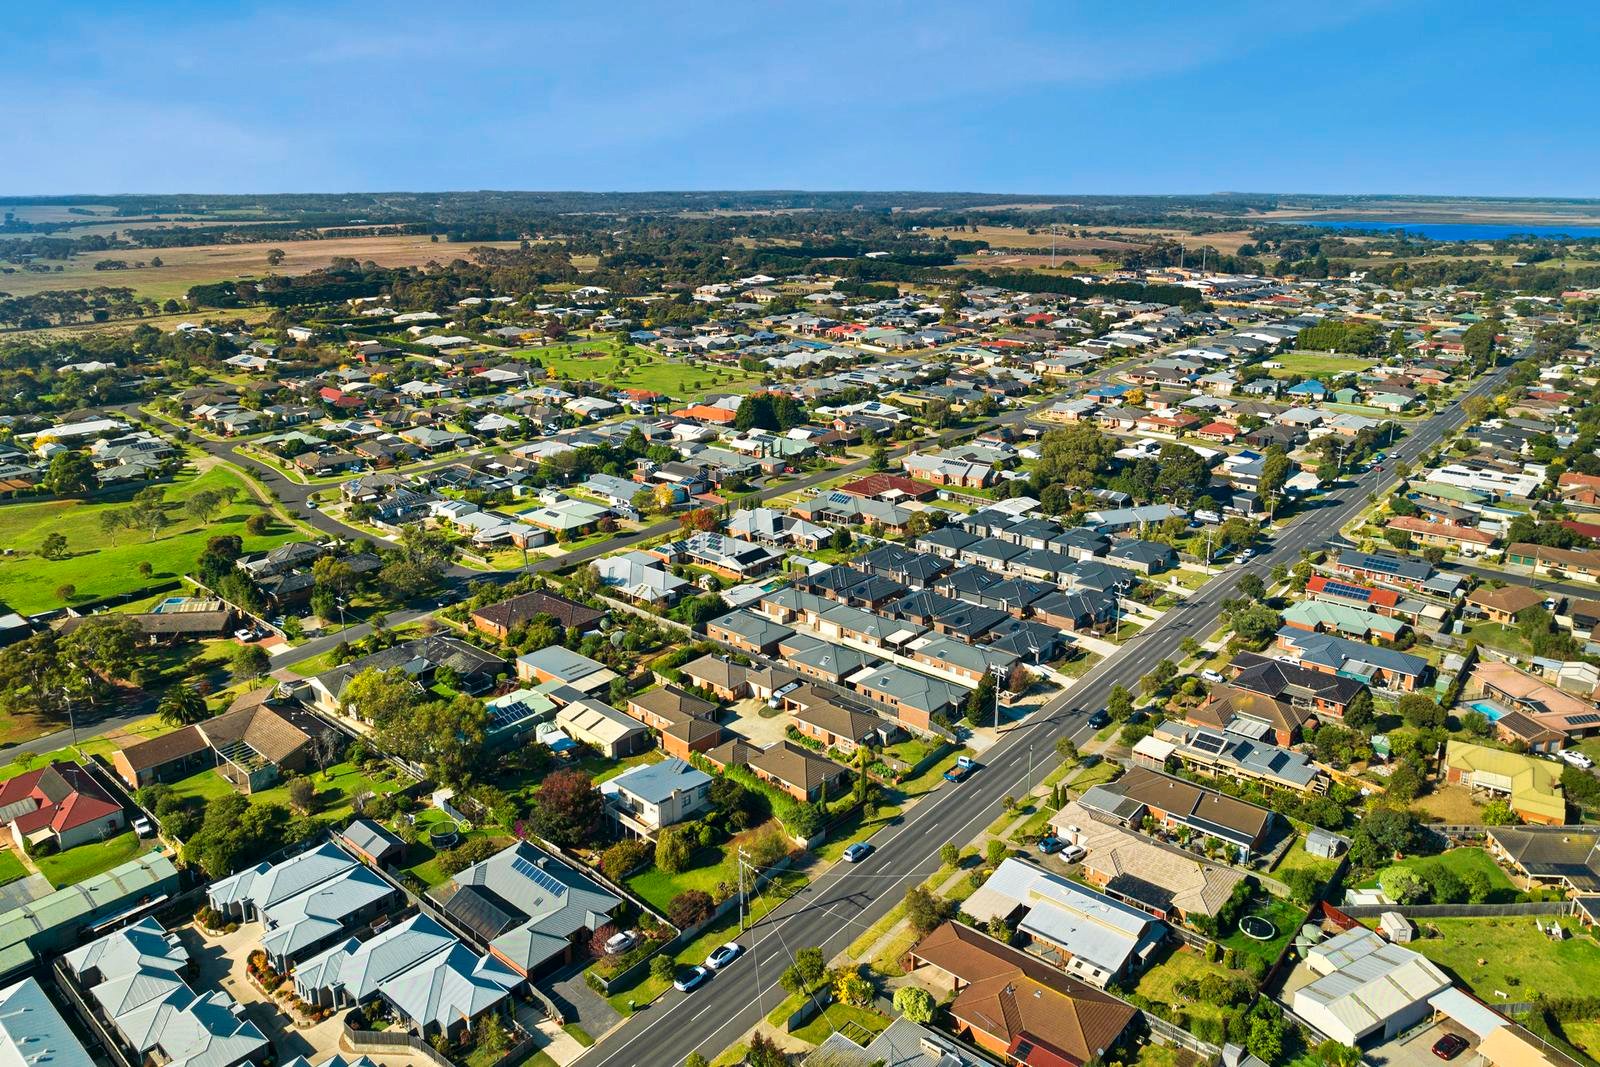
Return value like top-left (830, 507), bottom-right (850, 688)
top-left (0, 465), bottom-right (302, 613)
top-left (1268, 352), bottom-right (1378, 378)
top-left (36, 831), bottom-right (146, 888)
top-left (0, 233), bottom-right (524, 301)
top-left (1133, 946), bottom-right (1248, 1031)
top-left (1408, 916), bottom-right (1600, 1002)
top-left (510, 343), bottom-right (763, 401)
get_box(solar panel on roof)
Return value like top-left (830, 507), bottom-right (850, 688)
top-left (1191, 732), bottom-right (1227, 755)
top-left (1323, 579), bottom-right (1371, 600)
top-left (511, 855), bottom-right (568, 897)
top-left (1570, 713), bottom-right (1600, 727)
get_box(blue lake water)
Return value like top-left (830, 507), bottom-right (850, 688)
top-left (1288, 219), bottom-right (1600, 241)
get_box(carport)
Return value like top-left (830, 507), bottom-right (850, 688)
top-left (1428, 987), bottom-right (1505, 1042)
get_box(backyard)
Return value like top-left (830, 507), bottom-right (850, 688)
top-left (1406, 916), bottom-right (1600, 1002)
top-left (1359, 846), bottom-right (1518, 903)
top-left (35, 831), bottom-right (147, 888)
top-left (0, 465), bottom-right (305, 613)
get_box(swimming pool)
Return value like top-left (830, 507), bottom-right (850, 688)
top-left (1468, 701), bottom-right (1507, 722)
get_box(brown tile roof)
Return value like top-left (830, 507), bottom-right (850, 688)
top-left (790, 700), bottom-right (887, 745)
top-left (116, 725), bottom-right (208, 773)
top-left (1466, 583), bottom-right (1546, 616)
top-left (1114, 766), bottom-right (1272, 841)
top-left (747, 741), bottom-right (849, 793)
top-left (1188, 686), bottom-right (1309, 737)
top-left (628, 686), bottom-right (717, 723)
top-left (199, 702), bottom-right (324, 765)
top-left (910, 922), bottom-right (1135, 1063)
top-left (472, 590), bottom-right (605, 633)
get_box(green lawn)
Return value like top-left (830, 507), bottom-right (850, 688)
top-left (814, 803), bottom-right (904, 864)
top-left (36, 832), bottom-right (146, 888)
top-left (626, 844), bottom-right (732, 914)
top-left (0, 851), bottom-right (27, 887)
top-left (790, 1002), bottom-right (891, 1046)
top-left (508, 344), bottom-right (764, 402)
top-left (1269, 830), bottom-right (1341, 885)
top-left (1407, 916), bottom-right (1600, 1003)
top-left (1364, 847), bottom-right (1518, 903)
top-left (1462, 621), bottom-right (1533, 658)
top-left (0, 465), bottom-right (304, 613)
top-left (1219, 895), bottom-right (1302, 966)
top-left (1268, 352), bottom-right (1377, 378)
top-left (399, 808), bottom-right (512, 888)
top-left (1133, 946), bottom-right (1248, 1030)
top-left (249, 762), bottom-right (407, 824)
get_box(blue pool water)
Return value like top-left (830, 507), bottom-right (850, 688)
top-left (1291, 219), bottom-right (1600, 241)
top-left (1469, 700), bottom-right (1507, 722)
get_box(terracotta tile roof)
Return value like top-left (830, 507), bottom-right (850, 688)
top-left (910, 922), bottom-right (1135, 1063)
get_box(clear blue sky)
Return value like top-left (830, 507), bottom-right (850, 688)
top-left (5, 0), bottom-right (1597, 197)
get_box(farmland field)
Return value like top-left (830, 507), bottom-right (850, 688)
top-left (0, 233), bottom-right (523, 301)
top-left (510, 343), bottom-right (764, 400)
top-left (0, 465), bottom-right (304, 613)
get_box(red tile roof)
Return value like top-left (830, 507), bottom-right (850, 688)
top-left (0, 762), bottom-right (121, 836)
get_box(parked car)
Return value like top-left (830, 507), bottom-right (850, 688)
top-left (132, 817), bottom-right (153, 838)
top-left (1200, 669), bottom-right (1223, 684)
top-left (843, 842), bottom-right (874, 863)
top-left (1059, 843), bottom-right (1087, 863)
top-left (1086, 710), bottom-right (1109, 729)
top-left (604, 931), bottom-right (637, 955)
top-left (1431, 1033), bottom-right (1469, 1060)
top-left (1559, 749), bottom-right (1594, 770)
top-left (1037, 835), bottom-right (1062, 854)
top-left (674, 965), bottom-right (711, 993)
top-left (705, 942), bottom-right (742, 970)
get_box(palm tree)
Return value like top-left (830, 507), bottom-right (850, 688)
top-left (157, 684), bottom-right (209, 727)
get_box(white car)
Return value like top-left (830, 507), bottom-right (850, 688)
top-left (132, 817), bottom-right (153, 837)
top-left (603, 931), bottom-right (638, 955)
top-left (705, 942), bottom-right (742, 970)
top-left (1559, 750), bottom-right (1594, 770)
top-left (1201, 670), bottom-right (1223, 684)
top-left (1059, 843), bottom-right (1087, 863)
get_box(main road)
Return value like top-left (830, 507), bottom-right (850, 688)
top-left (579, 362), bottom-right (1516, 1067)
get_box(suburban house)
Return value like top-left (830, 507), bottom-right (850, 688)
top-left (1444, 741), bottom-right (1566, 825)
top-left (962, 858), bottom-right (1165, 988)
top-left (516, 645), bottom-right (618, 693)
top-left (703, 738), bottom-right (851, 803)
top-left (206, 841), bottom-right (401, 969)
top-left (1050, 801), bottom-right (1245, 923)
top-left (678, 654), bottom-right (800, 703)
top-left (786, 688), bottom-right (897, 755)
top-left (1486, 826), bottom-right (1600, 895)
top-left (907, 921), bottom-right (1137, 1066)
top-left (1273, 627), bottom-right (1431, 692)
top-left (1465, 584), bottom-right (1547, 625)
top-left (554, 698), bottom-right (650, 758)
top-left (471, 589), bottom-right (605, 641)
top-left (0, 761), bottom-right (124, 853)
top-left (432, 841), bottom-right (623, 979)
top-left (600, 758), bottom-right (712, 838)
top-left (1080, 766), bottom-right (1274, 858)
top-left (849, 663), bottom-right (970, 732)
top-left (305, 637), bottom-right (506, 714)
top-left (64, 917), bottom-right (269, 1067)
top-left (706, 609), bottom-right (795, 655)
top-left (293, 912), bottom-right (519, 1043)
top-left (1290, 927), bottom-right (1451, 1048)
top-left (625, 686), bottom-right (724, 758)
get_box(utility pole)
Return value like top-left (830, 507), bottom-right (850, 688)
top-left (738, 847), bottom-right (749, 931)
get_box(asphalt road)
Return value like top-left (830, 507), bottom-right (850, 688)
top-left (577, 361), bottom-right (1516, 1067)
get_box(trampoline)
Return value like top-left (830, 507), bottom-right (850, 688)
top-left (429, 830), bottom-right (460, 849)
top-left (1239, 914), bottom-right (1277, 941)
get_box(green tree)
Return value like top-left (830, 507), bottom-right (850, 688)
top-left (1034, 425), bottom-right (1116, 488)
top-left (1107, 684), bottom-right (1133, 721)
top-left (339, 667), bottom-right (417, 724)
top-left (38, 532), bottom-right (67, 560)
top-left (893, 985), bottom-right (936, 1024)
top-left (903, 885), bottom-right (954, 935)
top-left (655, 825), bottom-right (694, 874)
top-left (231, 644), bottom-right (269, 682)
top-left (964, 671), bottom-right (997, 725)
top-left (42, 451), bottom-right (95, 494)
top-left (157, 684), bottom-right (209, 727)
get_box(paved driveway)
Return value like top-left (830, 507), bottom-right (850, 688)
top-left (543, 961), bottom-right (622, 1041)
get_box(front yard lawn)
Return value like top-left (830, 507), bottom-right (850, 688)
top-left (791, 1002), bottom-right (891, 1046)
top-left (36, 832), bottom-right (146, 888)
top-left (626, 844), bottom-right (732, 915)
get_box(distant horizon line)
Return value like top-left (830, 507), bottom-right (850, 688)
top-left (3, 189), bottom-right (1600, 204)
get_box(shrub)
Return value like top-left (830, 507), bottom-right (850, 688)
top-left (650, 954), bottom-right (675, 983)
top-left (668, 889), bottom-right (715, 930)
top-left (602, 839), bottom-right (650, 877)
top-left (894, 985), bottom-right (937, 1024)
